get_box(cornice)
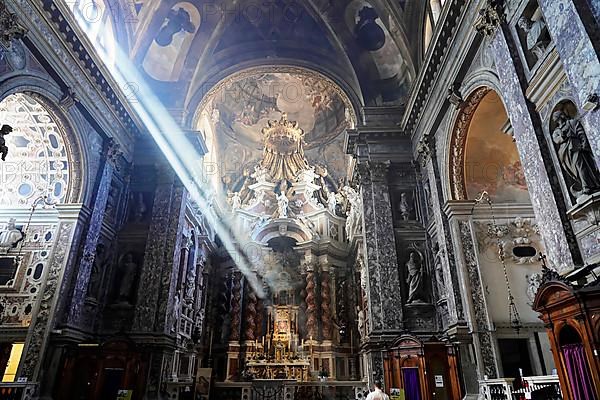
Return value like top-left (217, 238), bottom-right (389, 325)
top-left (6, 0), bottom-right (141, 151)
top-left (401, 0), bottom-right (469, 137)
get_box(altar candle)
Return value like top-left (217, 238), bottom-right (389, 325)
top-left (262, 336), bottom-right (265, 347)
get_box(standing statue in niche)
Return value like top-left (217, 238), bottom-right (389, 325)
top-left (434, 250), bottom-right (446, 297)
top-left (399, 193), bottom-right (412, 221)
top-left (518, 15), bottom-right (549, 60)
top-left (0, 125), bottom-right (13, 161)
top-left (552, 110), bottom-right (600, 197)
top-left (276, 193), bottom-right (289, 218)
top-left (172, 290), bottom-right (181, 332)
top-left (87, 243), bottom-right (107, 299)
top-left (406, 252), bottom-right (426, 304)
top-left (117, 253), bottom-right (138, 303)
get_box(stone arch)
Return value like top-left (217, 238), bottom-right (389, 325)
top-left (0, 91), bottom-right (86, 206)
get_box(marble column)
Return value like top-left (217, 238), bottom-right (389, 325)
top-left (320, 265), bottom-right (333, 341)
top-left (17, 205), bottom-right (87, 383)
top-left (538, 0), bottom-right (600, 166)
top-left (244, 281), bottom-right (257, 341)
top-left (357, 161), bottom-right (403, 335)
top-left (67, 142), bottom-right (119, 325)
top-left (305, 263), bottom-right (318, 340)
top-left (229, 271), bottom-right (243, 342)
top-left (132, 163), bottom-right (188, 333)
top-left (490, 24), bottom-right (580, 273)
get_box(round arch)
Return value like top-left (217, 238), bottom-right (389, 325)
top-left (0, 80), bottom-right (87, 205)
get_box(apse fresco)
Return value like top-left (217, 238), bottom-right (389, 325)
top-left (465, 91), bottom-right (530, 203)
top-left (200, 69), bottom-right (354, 188)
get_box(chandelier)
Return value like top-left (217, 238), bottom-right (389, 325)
top-left (474, 191), bottom-right (523, 333)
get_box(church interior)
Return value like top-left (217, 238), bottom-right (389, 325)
top-left (0, 0), bottom-right (600, 399)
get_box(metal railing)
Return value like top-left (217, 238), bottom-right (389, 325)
top-left (0, 383), bottom-right (36, 400)
top-left (480, 375), bottom-right (562, 400)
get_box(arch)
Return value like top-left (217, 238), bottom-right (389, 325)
top-left (448, 87), bottom-right (529, 202)
top-left (0, 76), bottom-right (89, 204)
top-left (186, 65), bottom-right (361, 131)
top-left (0, 92), bottom-right (85, 206)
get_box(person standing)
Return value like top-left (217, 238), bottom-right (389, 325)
top-left (366, 382), bottom-right (390, 400)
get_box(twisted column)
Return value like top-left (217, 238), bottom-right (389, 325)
top-left (305, 267), bottom-right (318, 339)
top-left (244, 288), bottom-right (258, 341)
top-left (229, 272), bottom-right (242, 342)
top-left (320, 268), bottom-right (332, 340)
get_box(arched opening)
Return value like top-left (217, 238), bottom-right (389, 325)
top-left (448, 88), bottom-right (553, 381)
top-left (0, 93), bottom-right (73, 206)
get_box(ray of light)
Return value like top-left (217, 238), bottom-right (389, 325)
top-left (72, 10), bottom-right (265, 298)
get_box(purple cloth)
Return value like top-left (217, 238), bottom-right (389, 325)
top-left (402, 368), bottom-right (421, 400)
top-left (562, 344), bottom-right (597, 400)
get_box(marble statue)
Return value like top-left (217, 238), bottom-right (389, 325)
top-left (230, 191), bottom-right (242, 210)
top-left (276, 193), bottom-right (289, 218)
top-left (130, 192), bottom-right (147, 222)
top-left (343, 186), bottom-right (362, 238)
top-left (356, 306), bottom-right (365, 339)
top-left (552, 110), bottom-right (600, 197)
top-left (518, 15), bottom-right (549, 59)
top-left (399, 193), bottom-right (412, 220)
top-left (117, 253), bottom-right (138, 303)
top-left (185, 266), bottom-right (196, 302)
top-left (172, 290), bottom-right (181, 332)
top-left (87, 243), bottom-right (107, 299)
top-left (0, 218), bottom-right (23, 254)
top-left (0, 125), bottom-right (13, 161)
top-left (327, 191), bottom-right (337, 214)
top-left (406, 252), bottom-right (425, 303)
top-left (434, 251), bottom-right (446, 296)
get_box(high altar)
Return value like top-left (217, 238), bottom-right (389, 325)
top-left (220, 113), bottom-right (360, 383)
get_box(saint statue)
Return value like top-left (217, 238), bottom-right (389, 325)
top-left (327, 191), bottom-right (337, 214)
top-left (117, 253), bottom-right (138, 303)
top-left (0, 125), bottom-right (13, 161)
top-left (435, 252), bottom-right (446, 297)
top-left (230, 191), bottom-right (242, 210)
top-left (552, 110), bottom-right (600, 197)
top-left (518, 15), bottom-right (549, 60)
top-left (0, 218), bottom-right (23, 254)
top-left (406, 252), bottom-right (425, 304)
top-left (276, 193), bottom-right (289, 218)
top-left (172, 290), bottom-right (181, 332)
top-left (399, 193), bottom-right (412, 221)
top-left (87, 243), bottom-right (107, 299)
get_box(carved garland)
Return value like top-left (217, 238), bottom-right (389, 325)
top-left (449, 87), bottom-right (491, 200)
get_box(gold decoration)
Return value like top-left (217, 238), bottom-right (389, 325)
top-left (259, 113), bottom-right (310, 181)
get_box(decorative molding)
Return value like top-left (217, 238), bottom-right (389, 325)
top-left (474, 0), bottom-right (505, 36)
top-left (449, 86), bottom-right (491, 200)
top-left (0, 2), bottom-right (27, 47)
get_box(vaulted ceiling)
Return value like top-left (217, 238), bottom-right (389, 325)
top-left (110, 0), bottom-right (427, 115)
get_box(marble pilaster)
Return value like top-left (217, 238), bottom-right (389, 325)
top-left (67, 144), bottom-right (118, 325)
top-left (132, 165), bottom-right (187, 333)
top-left (420, 137), bottom-right (465, 326)
top-left (445, 203), bottom-right (499, 381)
top-left (18, 205), bottom-right (87, 382)
top-left (538, 0), bottom-right (600, 167)
top-left (490, 26), bottom-right (579, 273)
top-left (358, 161), bottom-right (403, 335)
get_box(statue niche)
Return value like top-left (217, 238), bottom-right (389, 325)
top-left (405, 251), bottom-right (427, 304)
top-left (517, 3), bottom-right (551, 68)
top-left (114, 252), bottom-right (139, 304)
top-left (550, 103), bottom-right (600, 200)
